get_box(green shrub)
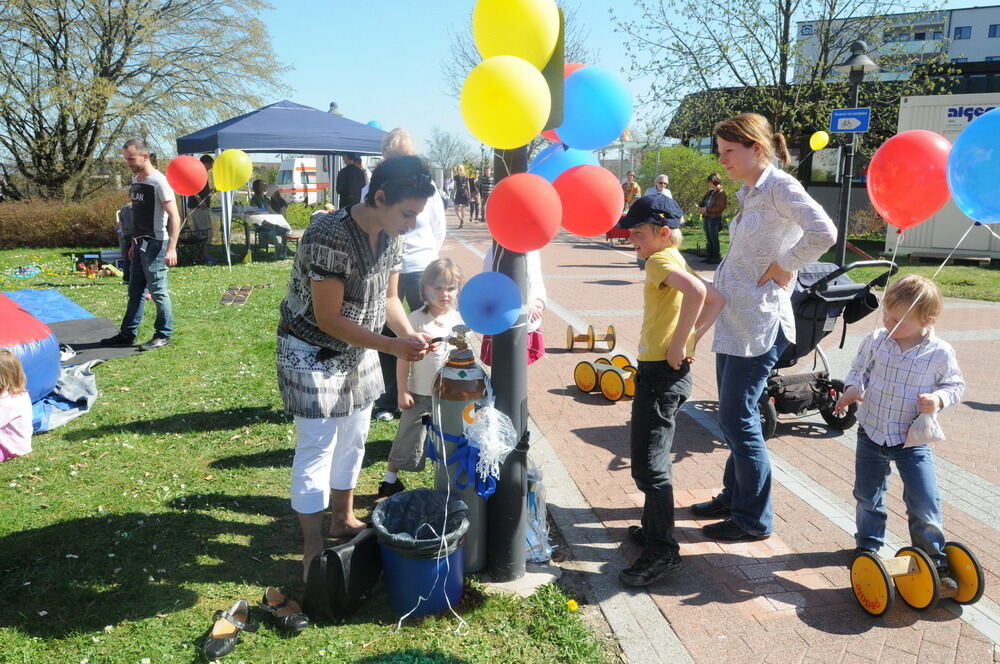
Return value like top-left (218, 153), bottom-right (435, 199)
top-left (0, 189), bottom-right (125, 249)
top-left (638, 147), bottom-right (739, 224)
top-left (285, 202), bottom-right (322, 229)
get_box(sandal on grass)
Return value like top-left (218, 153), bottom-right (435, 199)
top-left (201, 599), bottom-right (258, 660)
top-left (259, 587), bottom-right (309, 635)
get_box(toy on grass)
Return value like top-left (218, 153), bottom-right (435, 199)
top-left (573, 359), bottom-right (636, 402)
top-left (566, 324), bottom-right (615, 351)
top-left (850, 542), bottom-right (984, 617)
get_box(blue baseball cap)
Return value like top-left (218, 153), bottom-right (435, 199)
top-left (619, 193), bottom-right (683, 229)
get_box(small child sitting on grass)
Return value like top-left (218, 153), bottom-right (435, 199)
top-left (836, 275), bottom-right (965, 589)
top-left (616, 193), bottom-right (725, 587)
top-left (0, 349), bottom-right (32, 462)
top-left (377, 258), bottom-right (465, 500)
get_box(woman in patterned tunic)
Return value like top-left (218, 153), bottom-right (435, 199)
top-left (692, 114), bottom-right (837, 542)
top-left (276, 155), bottom-right (437, 577)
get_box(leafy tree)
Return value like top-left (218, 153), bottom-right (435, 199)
top-left (638, 146), bottom-right (738, 221)
top-left (616, 0), bottom-right (955, 152)
top-left (424, 127), bottom-right (475, 173)
top-left (0, 0), bottom-right (286, 200)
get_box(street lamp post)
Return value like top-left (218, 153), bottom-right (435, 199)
top-left (832, 40), bottom-right (879, 266)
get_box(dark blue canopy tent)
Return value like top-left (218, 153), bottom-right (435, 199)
top-left (175, 100), bottom-right (387, 264)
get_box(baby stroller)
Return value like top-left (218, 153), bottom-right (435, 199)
top-left (760, 260), bottom-right (897, 440)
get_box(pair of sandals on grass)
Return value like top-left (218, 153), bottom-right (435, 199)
top-left (219, 283), bottom-right (272, 306)
top-left (202, 587), bottom-right (308, 660)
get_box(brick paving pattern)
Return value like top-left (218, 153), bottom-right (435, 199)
top-left (440, 213), bottom-right (999, 663)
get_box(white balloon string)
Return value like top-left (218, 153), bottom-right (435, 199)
top-left (931, 223), bottom-right (975, 280)
top-left (980, 223), bottom-right (1000, 242)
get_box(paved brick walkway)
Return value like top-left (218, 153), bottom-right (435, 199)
top-left (440, 212), bottom-right (999, 664)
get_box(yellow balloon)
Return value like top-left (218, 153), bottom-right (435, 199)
top-left (473, 0), bottom-right (560, 70)
top-left (461, 55), bottom-right (551, 150)
top-left (213, 149), bottom-right (253, 192)
top-left (809, 130), bottom-right (830, 151)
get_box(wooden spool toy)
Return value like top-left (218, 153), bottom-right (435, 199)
top-left (566, 324), bottom-right (616, 352)
top-left (850, 542), bottom-right (984, 617)
top-left (573, 360), bottom-right (637, 402)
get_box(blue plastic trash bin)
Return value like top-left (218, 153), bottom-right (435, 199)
top-left (372, 489), bottom-right (470, 618)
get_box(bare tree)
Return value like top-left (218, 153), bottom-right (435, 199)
top-left (424, 127), bottom-right (475, 173)
top-left (441, 2), bottom-right (599, 100)
top-left (0, 0), bottom-right (287, 199)
top-left (616, 0), bottom-right (954, 149)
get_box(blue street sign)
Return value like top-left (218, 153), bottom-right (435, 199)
top-left (830, 108), bottom-right (872, 133)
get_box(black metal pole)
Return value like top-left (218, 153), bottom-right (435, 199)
top-left (487, 147), bottom-right (530, 582)
top-left (834, 70), bottom-right (863, 267)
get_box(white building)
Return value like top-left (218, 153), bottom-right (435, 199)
top-left (795, 5), bottom-right (1000, 82)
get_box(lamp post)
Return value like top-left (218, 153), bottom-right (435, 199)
top-left (832, 40), bottom-right (879, 266)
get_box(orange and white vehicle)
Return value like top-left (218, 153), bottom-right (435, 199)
top-left (275, 157), bottom-right (331, 204)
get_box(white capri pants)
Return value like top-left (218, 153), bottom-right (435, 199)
top-left (290, 405), bottom-right (372, 514)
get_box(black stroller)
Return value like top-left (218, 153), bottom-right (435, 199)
top-left (760, 260), bottom-right (898, 440)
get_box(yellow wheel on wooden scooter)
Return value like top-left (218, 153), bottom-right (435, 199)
top-left (623, 366), bottom-right (637, 398)
top-left (945, 541), bottom-right (985, 604)
top-left (609, 353), bottom-right (635, 369)
top-left (850, 551), bottom-right (894, 616)
top-left (574, 362), bottom-right (598, 392)
top-left (595, 357), bottom-right (612, 366)
top-left (605, 325), bottom-right (616, 351)
top-left (586, 325), bottom-right (596, 351)
top-left (600, 369), bottom-right (626, 402)
top-left (893, 546), bottom-right (940, 611)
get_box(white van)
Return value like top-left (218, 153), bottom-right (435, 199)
top-left (275, 157), bottom-right (332, 204)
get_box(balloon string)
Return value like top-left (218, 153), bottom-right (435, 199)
top-left (931, 223), bottom-right (974, 280)
top-left (980, 224), bottom-right (1000, 242)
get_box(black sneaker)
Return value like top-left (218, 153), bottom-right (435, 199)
top-left (619, 549), bottom-right (682, 587)
top-left (690, 497), bottom-right (730, 518)
top-left (100, 332), bottom-right (135, 347)
top-left (376, 479), bottom-right (405, 502)
top-left (138, 334), bottom-right (170, 351)
top-left (702, 518), bottom-right (769, 541)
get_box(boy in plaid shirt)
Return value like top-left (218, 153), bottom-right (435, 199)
top-left (836, 275), bottom-right (964, 587)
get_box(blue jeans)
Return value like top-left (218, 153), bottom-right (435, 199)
top-left (121, 237), bottom-right (173, 338)
top-left (630, 361), bottom-right (693, 555)
top-left (704, 217), bottom-right (722, 260)
top-left (714, 329), bottom-right (788, 536)
top-left (853, 428), bottom-right (946, 565)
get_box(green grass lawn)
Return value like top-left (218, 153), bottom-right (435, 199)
top-left (680, 229), bottom-right (1000, 302)
top-left (0, 248), bottom-right (612, 664)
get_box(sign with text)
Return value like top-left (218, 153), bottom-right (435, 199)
top-left (830, 108), bottom-right (872, 133)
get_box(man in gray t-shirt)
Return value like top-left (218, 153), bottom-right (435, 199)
top-left (101, 139), bottom-right (181, 351)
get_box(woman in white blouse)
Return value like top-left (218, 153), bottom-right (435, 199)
top-left (692, 113), bottom-right (837, 542)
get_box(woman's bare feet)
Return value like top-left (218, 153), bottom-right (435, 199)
top-left (302, 540), bottom-right (324, 583)
top-left (328, 517), bottom-right (367, 539)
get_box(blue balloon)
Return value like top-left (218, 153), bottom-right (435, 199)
top-left (948, 108), bottom-right (1000, 223)
top-left (528, 143), bottom-right (599, 182)
top-left (459, 271), bottom-right (521, 335)
top-left (367, 120), bottom-right (383, 130)
top-left (557, 66), bottom-right (633, 151)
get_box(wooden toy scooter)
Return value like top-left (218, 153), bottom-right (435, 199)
top-left (566, 324), bottom-right (616, 352)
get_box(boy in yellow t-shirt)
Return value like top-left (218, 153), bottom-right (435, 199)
top-left (617, 193), bottom-right (725, 587)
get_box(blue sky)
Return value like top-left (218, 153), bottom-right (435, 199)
top-left (261, 1), bottom-right (642, 153)
top-left (261, 0), bottom-right (993, 154)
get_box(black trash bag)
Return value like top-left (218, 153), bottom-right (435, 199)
top-left (372, 488), bottom-right (470, 560)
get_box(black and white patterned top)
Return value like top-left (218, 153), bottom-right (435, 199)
top-left (276, 208), bottom-right (402, 418)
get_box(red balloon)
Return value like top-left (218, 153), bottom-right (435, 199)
top-left (553, 165), bottom-right (623, 236)
top-left (867, 130), bottom-right (951, 230)
top-left (165, 155), bottom-right (208, 196)
top-left (485, 173), bottom-right (562, 252)
top-left (540, 63), bottom-right (586, 142)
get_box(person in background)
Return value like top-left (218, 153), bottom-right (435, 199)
top-left (468, 170), bottom-right (481, 223)
top-left (622, 170), bottom-right (641, 211)
top-left (189, 154), bottom-right (216, 263)
top-left (645, 174), bottom-right (673, 198)
top-left (377, 258), bottom-right (465, 499)
top-left (0, 349), bottom-right (32, 462)
top-left (269, 186), bottom-right (289, 217)
top-left (336, 153), bottom-right (367, 208)
top-left (698, 173), bottom-right (728, 264)
top-left (696, 113), bottom-right (836, 542)
top-left (479, 244), bottom-right (547, 366)
top-left (477, 167), bottom-right (494, 222)
top-left (836, 275), bottom-right (964, 592)
top-left (250, 180), bottom-right (270, 210)
top-left (368, 128), bottom-right (448, 422)
top-left (276, 155), bottom-right (437, 580)
top-left (311, 203), bottom-right (335, 223)
top-left (115, 202), bottom-right (133, 283)
top-left (452, 164), bottom-right (471, 229)
top-left (100, 138), bottom-right (180, 352)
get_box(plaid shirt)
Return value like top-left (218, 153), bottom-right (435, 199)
top-left (845, 328), bottom-right (965, 447)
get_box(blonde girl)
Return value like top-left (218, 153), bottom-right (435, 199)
top-left (0, 349), bottom-right (32, 461)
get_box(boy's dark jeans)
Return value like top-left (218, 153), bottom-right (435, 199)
top-left (630, 360), bottom-right (693, 556)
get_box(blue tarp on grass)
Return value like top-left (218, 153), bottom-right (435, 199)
top-left (2, 289), bottom-right (95, 324)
